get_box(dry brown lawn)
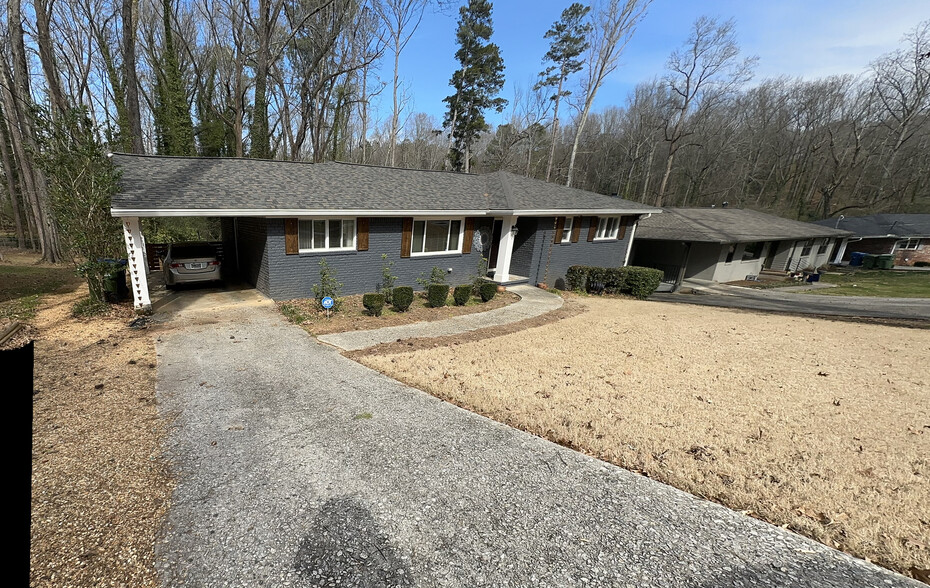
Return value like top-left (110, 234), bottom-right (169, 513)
top-left (6, 249), bottom-right (175, 587)
top-left (358, 296), bottom-right (930, 580)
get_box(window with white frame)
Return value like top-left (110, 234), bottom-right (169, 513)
top-left (800, 239), bottom-right (814, 256)
top-left (895, 238), bottom-right (920, 251)
top-left (817, 238), bottom-right (829, 255)
top-left (298, 219), bottom-right (356, 252)
top-left (595, 216), bottom-right (621, 240)
top-left (561, 217), bottom-right (573, 243)
top-left (411, 219), bottom-right (462, 255)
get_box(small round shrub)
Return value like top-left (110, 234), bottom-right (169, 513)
top-left (623, 266), bottom-right (663, 299)
top-left (478, 281), bottom-right (497, 302)
top-left (452, 285), bottom-right (471, 306)
top-left (427, 284), bottom-right (450, 308)
top-left (392, 286), bottom-right (414, 312)
top-left (362, 293), bottom-right (385, 317)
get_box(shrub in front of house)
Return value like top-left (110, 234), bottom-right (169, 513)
top-left (453, 285), bottom-right (471, 306)
top-left (392, 286), bottom-right (414, 312)
top-left (362, 293), bottom-right (385, 317)
top-left (478, 281), bottom-right (497, 302)
top-left (566, 265), bottom-right (589, 291)
top-left (428, 284), bottom-right (450, 307)
top-left (620, 266), bottom-right (664, 299)
top-left (915, 261), bottom-right (930, 267)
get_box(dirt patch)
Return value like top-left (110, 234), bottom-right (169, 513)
top-left (279, 290), bottom-right (519, 336)
top-left (357, 296), bottom-right (930, 580)
top-left (29, 286), bottom-right (172, 586)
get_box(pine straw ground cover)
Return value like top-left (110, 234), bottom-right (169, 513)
top-left (278, 289), bottom-right (519, 336)
top-left (16, 259), bottom-right (173, 586)
top-left (357, 296), bottom-right (930, 581)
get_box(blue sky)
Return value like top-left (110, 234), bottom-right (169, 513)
top-left (374, 0), bottom-right (928, 126)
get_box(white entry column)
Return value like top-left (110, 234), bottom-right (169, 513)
top-left (492, 215), bottom-right (517, 283)
top-left (121, 216), bottom-right (152, 312)
top-left (832, 237), bottom-right (849, 264)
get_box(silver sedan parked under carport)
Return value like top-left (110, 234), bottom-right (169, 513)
top-left (162, 242), bottom-right (222, 288)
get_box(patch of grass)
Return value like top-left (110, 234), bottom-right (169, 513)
top-left (72, 296), bottom-right (110, 317)
top-left (279, 303), bottom-right (309, 324)
top-left (353, 412), bottom-right (373, 420)
top-left (0, 293), bottom-right (42, 321)
top-left (359, 297), bottom-right (930, 578)
top-left (0, 263), bottom-right (75, 300)
top-left (812, 270), bottom-right (930, 298)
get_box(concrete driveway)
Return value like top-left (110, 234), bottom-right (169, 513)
top-left (652, 284), bottom-right (930, 321)
top-left (154, 290), bottom-right (921, 587)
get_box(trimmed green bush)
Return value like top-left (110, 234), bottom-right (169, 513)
top-left (622, 266), bottom-right (664, 299)
top-left (392, 286), bottom-right (414, 312)
top-left (362, 293), bottom-right (385, 317)
top-left (478, 281), bottom-right (497, 302)
top-left (453, 285), bottom-right (471, 306)
top-left (566, 265), bottom-right (589, 291)
top-left (915, 261), bottom-right (930, 268)
top-left (428, 284), bottom-right (449, 307)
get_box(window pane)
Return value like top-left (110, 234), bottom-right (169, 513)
top-left (608, 217), bottom-right (619, 238)
top-left (412, 221), bottom-right (425, 253)
top-left (342, 220), bottom-right (355, 248)
top-left (313, 220), bottom-right (326, 249)
top-left (329, 219), bottom-right (342, 249)
top-left (298, 221), bottom-right (313, 250)
top-left (562, 218), bottom-right (573, 242)
top-left (448, 220), bottom-right (461, 250)
top-left (424, 220), bottom-right (450, 252)
top-left (596, 218), bottom-right (607, 239)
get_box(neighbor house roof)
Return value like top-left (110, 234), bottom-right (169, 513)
top-left (635, 207), bottom-right (852, 243)
top-left (109, 153), bottom-right (660, 217)
top-left (811, 214), bottom-right (930, 238)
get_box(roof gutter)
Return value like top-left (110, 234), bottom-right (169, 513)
top-left (111, 207), bottom-right (664, 218)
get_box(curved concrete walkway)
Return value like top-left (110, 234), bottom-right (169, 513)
top-left (317, 284), bottom-right (563, 351)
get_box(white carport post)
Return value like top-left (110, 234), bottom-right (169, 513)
top-left (492, 215), bottom-right (517, 283)
top-left (121, 216), bottom-right (151, 312)
top-left (832, 237), bottom-right (849, 264)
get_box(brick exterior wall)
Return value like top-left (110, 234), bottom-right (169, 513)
top-left (526, 216), bottom-right (635, 289)
top-left (263, 217), bottom-right (484, 300)
top-left (841, 237), bottom-right (896, 260)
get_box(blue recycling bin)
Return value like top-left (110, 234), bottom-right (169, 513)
top-left (849, 251), bottom-right (866, 267)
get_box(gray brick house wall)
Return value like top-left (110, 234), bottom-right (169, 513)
top-left (263, 218), bottom-right (484, 300)
top-left (526, 216), bottom-right (635, 289)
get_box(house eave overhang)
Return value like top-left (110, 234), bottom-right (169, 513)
top-left (111, 207), bottom-right (663, 218)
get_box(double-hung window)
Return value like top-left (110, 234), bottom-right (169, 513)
top-left (411, 219), bottom-right (462, 255)
top-left (817, 239), bottom-right (829, 255)
top-left (561, 217), bottom-right (573, 243)
top-left (895, 238), bottom-right (920, 251)
top-left (595, 216), bottom-right (621, 240)
top-left (800, 239), bottom-right (814, 256)
top-left (298, 219), bottom-right (356, 252)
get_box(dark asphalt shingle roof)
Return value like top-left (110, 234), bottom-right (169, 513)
top-left (635, 208), bottom-right (852, 243)
top-left (109, 153), bottom-right (658, 215)
top-left (811, 214), bottom-right (930, 238)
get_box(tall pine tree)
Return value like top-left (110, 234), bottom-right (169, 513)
top-left (535, 3), bottom-right (591, 182)
top-left (442, 0), bottom-right (506, 173)
top-left (153, 0), bottom-right (195, 156)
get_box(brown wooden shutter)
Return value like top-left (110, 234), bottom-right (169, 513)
top-left (400, 217), bottom-right (413, 258)
top-left (553, 217), bottom-right (566, 244)
top-left (570, 216), bottom-right (582, 243)
top-left (356, 218), bottom-right (369, 251)
top-left (284, 219), bottom-right (299, 254)
top-left (587, 216), bottom-right (599, 242)
top-left (617, 216), bottom-right (628, 240)
top-left (463, 217), bottom-right (475, 253)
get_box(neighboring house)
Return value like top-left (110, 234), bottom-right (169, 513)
top-left (811, 214), bottom-right (930, 266)
top-left (630, 207), bottom-right (852, 291)
top-left (109, 154), bottom-right (660, 311)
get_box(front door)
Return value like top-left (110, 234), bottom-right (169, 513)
top-left (763, 241), bottom-right (779, 270)
top-left (487, 219), bottom-right (503, 271)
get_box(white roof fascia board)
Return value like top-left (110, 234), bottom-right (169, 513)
top-left (111, 208), bottom-right (494, 218)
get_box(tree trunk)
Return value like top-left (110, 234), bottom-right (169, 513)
top-left (389, 35), bottom-right (400, 167)
top-left (122, 0), bottom-right (145, 153)
top-left (250, 0), bottom-right (271, 159)
top-left (0, 112), bottom-right (25, 247)
top-left (34, 0), bottom-right (68, 117)
top-left (545, 76), bottom-right (563, 183)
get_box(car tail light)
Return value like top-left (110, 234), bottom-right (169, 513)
top-left (170, 263), bottom-right (182, 268)
top-left (208, 261), bottom-right (221, 266)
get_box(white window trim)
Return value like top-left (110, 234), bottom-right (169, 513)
top-left (410, 217), bottom-right (465, 257)
top-left (560, 217), bottom-right (573, 243)
top-left (594, 216), bottom-right (621, 241)
top-left (894, 238), bottom-right (920, 251)
top-left (297, 218), bottom-right (357, 253)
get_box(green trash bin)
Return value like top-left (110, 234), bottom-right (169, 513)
top-left (861, 254), bottom-right (877, 269)
top-left (876, 254), bottom-right (895, 270)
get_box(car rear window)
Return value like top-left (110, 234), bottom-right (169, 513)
top-left (171, 244), bottom-right (216, 258)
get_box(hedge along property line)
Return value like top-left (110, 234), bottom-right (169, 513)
top-left (566, 265), bottom-right (664, 300)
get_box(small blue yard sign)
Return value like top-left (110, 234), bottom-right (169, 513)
top-left (321, 296), bottom-right (335, 309)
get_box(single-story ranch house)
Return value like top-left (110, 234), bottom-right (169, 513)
top-left (629, 207), bottom-right (852, 291)
top-left (110, 154), bottom-right (661, 311)
top-left (811, 214), bottom-right (930, 266)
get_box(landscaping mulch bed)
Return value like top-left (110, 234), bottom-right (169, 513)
top-left (29, 287), bottom-right (172, 587)
top-left (278, 289), bottom-right (520, 336)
